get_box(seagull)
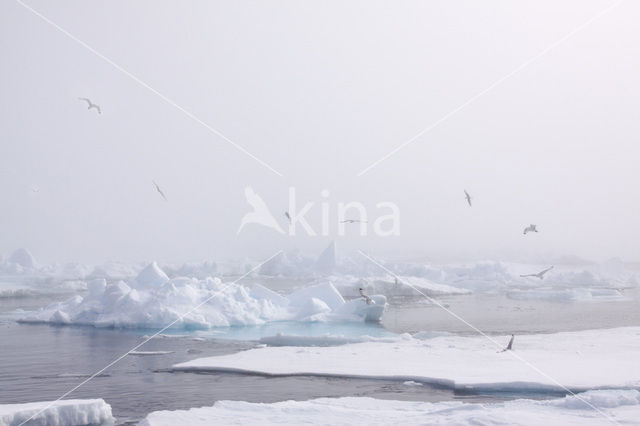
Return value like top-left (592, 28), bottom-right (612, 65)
top-left (341, 219), bottom-right (367, 223)
top-left (520, 266), bottom-right (554, 280)
top-left (359, 288), bottom-right (375, 305)
top-left (78, 97), bottom-right (101, 114)
top-left (497, 334), bottom-right (515, 353)
top-left (464, 190), bottom-right (472, 207)
top-left (30, 186), bottom-right (40, 193)
top-left (152, 180), bottom-right (167, 201)
top-left (285, 211), bottom-right (292, 224)
top-left (523, 224), bottom-right (538, 235)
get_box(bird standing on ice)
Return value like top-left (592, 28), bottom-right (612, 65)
top-left (464, 190), bottom-right (472, 207)
top-left (78, 97), bottom-right (101, 114)
top-left (359, 288), bottom-right (374, 305)
top-left (523, 224), bottom-right (538, 235)
top-left (498, 334), bottom-right (515, 352)
top-left (520, 266), bottom-right (554, 280)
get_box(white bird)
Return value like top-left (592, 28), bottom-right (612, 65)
top-left (520, 266), bottom-right (554, 280)
top-left (30, 186), bottom-right (40, 193)
top-left (78, 97), bottom-right (101, 114)
top-left (497, 334), bottom-right (515, 353)
top-left (523, 224), bottom-right (538, 235)
top-left (237, 187), bottom-right (284, 235)
top-left (152, 180), bottom-right (167, 201)
top-left (359, 288), bottom-right (374, 305)
top-left (285, 211), bottom-right (292, 224)
top-left (341, 219), bottom-right (367, 223)
top-left (464, 190), bottom-right (472, 207)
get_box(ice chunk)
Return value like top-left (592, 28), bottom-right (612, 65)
top-left (87, 279), bottom-right (107, 298)
top-left (288, 282), bottom-right (345, 311)
top-left (249, 284), bottom-right (289, 307)
top-left (135, 262), bottom-right (169, 288)
top-left (0, 399), bottom-right (114, 426)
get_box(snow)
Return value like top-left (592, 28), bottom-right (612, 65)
top-left (173, 327), bottom-right (640, 392)
top-left (19, 263), bottom-right (386, 329)
top-left (0, 399), bottom-right (114, 426)
top-left (139, 390), bottom-right (640, 425)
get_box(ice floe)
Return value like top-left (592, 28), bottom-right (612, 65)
top-left (139, 390), bottom-right (640, 425)
top-left (173, 327), bottom-right (640, 392)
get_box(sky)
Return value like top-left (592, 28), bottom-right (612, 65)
top-left (1, 0), bottom-right (639, 264)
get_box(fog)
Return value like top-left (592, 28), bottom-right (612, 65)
top-left (1, 0), bottom-right (638, 264)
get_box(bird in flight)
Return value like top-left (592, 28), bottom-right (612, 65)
top-left (30, 186), bottom-right (40, 193)
top-left (359, 288), bottom-right (374, 305)
top-left (520, 266), bottom-right (554, 280)
top-left (78, 97), bottom-right (101, 114)
top-left (285, 211), bottom-right (292, 224)
top-left (523, 224), bottom-right (538, 235)
top-left (464, 190), bottom-right (472, 207)
top-left (341, 219), bottom-right (367, 223)
top-left (497, 334), bottom-right (515, 353)
top-left (152, 180), bottom-right (167, 201)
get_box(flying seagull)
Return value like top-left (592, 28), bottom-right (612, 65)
top-left (497, 334), bottom-right (515, 353)
top-left (341, 219), bottom-right (367, 223)
top-left (464, 190), bottom-right (472, 207)
top-left (520, 266), bottom-right (554, 280)
top-left (78, 97), bottom-right (101, 114)
top-left (285, 211), bottom-right (292, 224)
top-left (523, 224), bottom-right (538, 235)
top-left (152, 180), bottom-right (167, 201)
top-left (359, 288), bottom-right (374, 305)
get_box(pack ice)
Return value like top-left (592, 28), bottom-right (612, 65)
top-left (139, 390), bottom-right (640, 425)
top-left (19, 262), bottom-right (387, 329)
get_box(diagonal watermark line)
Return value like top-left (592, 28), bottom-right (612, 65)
top-left (17, 250), bottom-right (283, 426)
top-left (358, 250), bottom-right (620, 425)
top-left (15, 0), bottom-right (284, 177)
top-left (357, 0), bottom-right (624, 177)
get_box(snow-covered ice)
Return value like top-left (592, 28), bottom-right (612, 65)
top-left (19, 263), bottom-right (387, 329)
top-left (0, 399), bottom-right (114, 426)
top-left (173, 327), bottom-right (640, 392)
top-left (139, 390), bottom-right (640, 425)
